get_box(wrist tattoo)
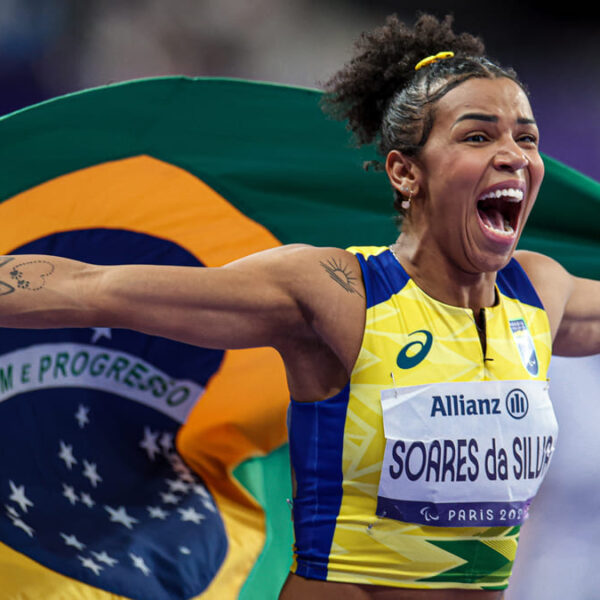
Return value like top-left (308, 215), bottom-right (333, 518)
top-left (0, 258), bottom-right (55, 294)
top-left (0, 257), bottom-right (15, 295)
top-left (319, 257), bottom-right (364, 298)
top-left (0, 257), bottom-right (14, 268)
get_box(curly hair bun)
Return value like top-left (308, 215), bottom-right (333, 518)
top-left (323, 13), bottom-right (524, 220)
top-left (322, 14), bottom-right (486, 146)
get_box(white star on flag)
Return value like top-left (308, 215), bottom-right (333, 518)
top-left (159, 432), bottom-right (174, 454)
top-left (75, 405), bottom-right (90, 428)
top-left (60, 532), bottom-right (86, 550)
top-left (5, 504), bottom-right (19, 519)
top-left (91, 550), bottom-right (118, 567)
top-left (8, 481), bottom-right (34, 513)
top-left (129, 553), bottom-right (151, 576)
top-left (169, 454), bottom-right (194, 482)
top-left (178, 506), bottom-right (205, 525)
top-left (78, 555), bottom-right (103, 575)
top-left (104, 505), bottom-right (139, 529)
top-left (179, 546), bottom-right (191, 555)
top-left (80, 492), bottom-right (95, 508)
top-left (139, 427), bottom-right (160, 460)
top-left (166, 479), bottom-right (189, 494)
top-left (62, 483), bottom-right (79, 505)
top-left (202, 498), bottom-right (217, 513)
top-left (160, 491), bottom-right (179, 505)
top-left (193, 484), bottom-right (210, 499)
top-left (177, 471), bottom-right (195, 483)
top-left (147, 506), bottom-right (168, 519)
top-left (82, 460), bottom-right (102, 487)
top-left (58, 441), bottom-right (78, 469)
top-left (8, 515), bottom-right (34, 537)
top-left (90, 328), bottom-right (112, 344)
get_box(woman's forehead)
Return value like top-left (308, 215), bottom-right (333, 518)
top-left (434, 77), bottom-right (535, 125)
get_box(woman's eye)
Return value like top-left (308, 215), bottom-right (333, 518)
top-left (518, 134), bottom-right (538, 145)
top-left (464, 133), bottom-right (488, 143)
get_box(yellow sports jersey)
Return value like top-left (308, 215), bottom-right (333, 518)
top-left (288, 246), bottom-right (555, 590)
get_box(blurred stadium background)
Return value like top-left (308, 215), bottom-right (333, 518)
top-left (1, 1), bottom-right (598, 599)
top-left (1, 0), bottom-right (598, 181)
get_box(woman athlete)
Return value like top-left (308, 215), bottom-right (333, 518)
top-left (1, 14), bottom-right (599, 600)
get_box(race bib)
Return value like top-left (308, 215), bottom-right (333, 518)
top-left (377, 380), bottom-right (558, 527)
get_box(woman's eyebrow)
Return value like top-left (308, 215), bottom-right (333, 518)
top-left (517, 117), bottom-right (537, 125)
top-left (454, 113), bottom-right (498, 125)
top-left (453, 113), bottom-right (537, 126)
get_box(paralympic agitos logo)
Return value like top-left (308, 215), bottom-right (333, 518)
top-left (396, 330), bottom-right (433, 369)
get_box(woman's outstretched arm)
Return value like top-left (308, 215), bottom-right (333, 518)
top-left (0, 245), bottom-right (366, 358)
top-left (514, 250), bottom-right (600, 356)
top-left (0, 248), bottom-right (304, 351)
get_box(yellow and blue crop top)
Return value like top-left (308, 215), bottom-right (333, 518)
top-left (288, 246), bottom-right (554, 590)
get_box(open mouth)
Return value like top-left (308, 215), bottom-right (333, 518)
top-left (476, 187), bottom-right (524, 238)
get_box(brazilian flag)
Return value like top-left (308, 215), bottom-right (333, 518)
top-left (0, 77), bottom-right (598, 600)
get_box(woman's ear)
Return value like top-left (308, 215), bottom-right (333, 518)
top-left (385, 150), bottom-right (420, 197)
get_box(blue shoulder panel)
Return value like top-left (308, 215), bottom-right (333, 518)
top-left (355, 249), bottom-right (411, 309)
top-left (496, 258), bottom-right (544, 309)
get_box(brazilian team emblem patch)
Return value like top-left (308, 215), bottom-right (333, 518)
top-left (509, 318), bottom-right (539, 376)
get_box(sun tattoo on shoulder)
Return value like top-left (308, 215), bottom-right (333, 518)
top-left (319, 257), bottom-right (364, 298)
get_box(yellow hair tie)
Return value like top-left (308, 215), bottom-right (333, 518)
top-left (414, 51), bottom-right (455, 71)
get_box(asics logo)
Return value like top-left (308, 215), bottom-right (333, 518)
top-left (396, 330), bottom-right (433, 369)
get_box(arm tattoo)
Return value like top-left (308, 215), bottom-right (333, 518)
top-left (0, 257), bottom-right (55, 295)
top-left (0, 257), bottom-right (15, 296)
top-left (319, 257), bottom-right (364, 298)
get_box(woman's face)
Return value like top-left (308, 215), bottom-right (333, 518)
top-left (406, 76), bottom-right (545, 275)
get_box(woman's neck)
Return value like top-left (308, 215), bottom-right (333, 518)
top-left (390, 233), bottom-right (498, 313)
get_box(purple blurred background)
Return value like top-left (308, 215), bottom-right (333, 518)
top-left (1, 0), bottom-right (598, 181)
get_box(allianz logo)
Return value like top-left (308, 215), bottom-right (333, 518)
top-left (430, 388), bottom-right (529, 420)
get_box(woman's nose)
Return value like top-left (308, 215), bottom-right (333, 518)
top-left (493, 143), bottom-right (529, 171)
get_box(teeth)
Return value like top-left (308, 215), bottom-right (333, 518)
top-left (503, 218), bottom-right (514, 234)
top-left (480, 188), bottom-right (524, 202)
top-left (482, 222), bottom-right (515, 236)
top-left (482, 218), bottom-right (515, 236)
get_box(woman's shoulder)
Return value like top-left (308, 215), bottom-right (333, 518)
top-left (512, 250), bottom-right (571, 284)
top-left (246, 243), bottom-right (365, 306)
top-left (512, 250), bottom-right (575, 338)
